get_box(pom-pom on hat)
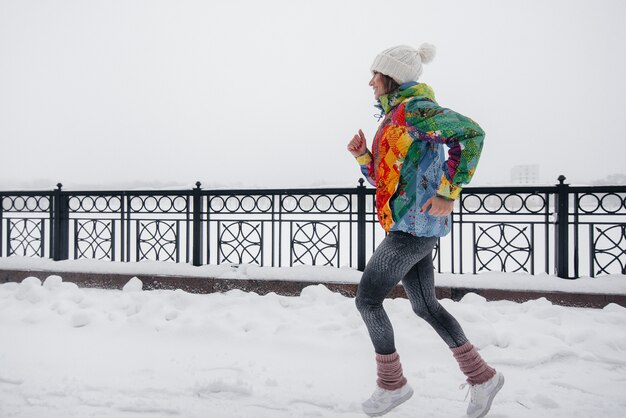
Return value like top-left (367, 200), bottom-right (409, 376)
top-left (370, 43), bottom-right (436, 84)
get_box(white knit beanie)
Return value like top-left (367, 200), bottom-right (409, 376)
top-left (370, 43), bottom-right (437, 84)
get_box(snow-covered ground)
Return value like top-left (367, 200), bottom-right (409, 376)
top-left (1, 267), bottom-right (626, 417)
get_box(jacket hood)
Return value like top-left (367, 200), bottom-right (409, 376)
top-left (377, 82), bottom-right (437, 114)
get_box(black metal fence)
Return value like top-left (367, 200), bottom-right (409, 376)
top-left (1, 176), bottom-right (624, 278)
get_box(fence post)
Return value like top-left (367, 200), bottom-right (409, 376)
top-left (357, 179), bottom-right (366, 271)
top-left (192, 182), bottom-right (204, 267)
top-left (52, 183), bottom-right (69, 261)
top-left (555, 175), bottom-right (570, 278)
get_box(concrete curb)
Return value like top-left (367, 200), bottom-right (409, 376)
top-left (1, 268), bottom-right (624, 309)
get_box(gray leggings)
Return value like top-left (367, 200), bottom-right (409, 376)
top-left (355, 231), bottom-right (468, 354)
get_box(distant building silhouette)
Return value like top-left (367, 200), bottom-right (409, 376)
top-left (511, 164), bottom-right (540, 184)
top-left (592, 173), bottom-right (626, 185)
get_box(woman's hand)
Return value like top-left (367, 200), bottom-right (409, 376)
top-left (421, 196), bottom-right (455, 217)
top-left (347, 129), bottom-right (368, 157)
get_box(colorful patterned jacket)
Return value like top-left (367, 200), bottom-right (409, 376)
top-left (356, 82), bottom-right (484, 237)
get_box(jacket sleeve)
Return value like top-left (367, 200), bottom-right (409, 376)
top-left (405, 101), bottom-right (485, 200)
top-left (355, 151), bottom-right (376, 187)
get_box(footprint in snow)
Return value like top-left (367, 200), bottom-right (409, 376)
top-left (195, 378), bottom-right (253, 400)
top-left (0, 375), bottom-right (24, 385)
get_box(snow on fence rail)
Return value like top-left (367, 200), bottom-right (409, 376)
top-left (0, 176), bottom-right (624, 278)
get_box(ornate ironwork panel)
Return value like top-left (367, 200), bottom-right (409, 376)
top-left (69, 195), bottom-right (122, 213)
top-left (474, 223), bottom-right (533, 273)
top-left (280, 194), bottom-right (352, 214)
top-left (127, 194), bottom-right (190, 263)
top-left (592, 224), bottom-right (626, 275)
top-left (573, 188), bottom-right (626, 277)
top-left (75, 219), bottom-right (113, 260)
top-left (461, 191), bottom-right (549, 214)
top-left (209, 194), bottom-right (274, 214)
top-left (8, 219), bottom-right (44, 257)
top-left (291, 221), bottom-right (339, 266)
top-left (67, 194), bottom-right (123, 261)
top-left (206, 194), bottom-right (275, 266)
top-left (2, 195), bottom-right (51, 212)
top-left (137, 220), bottom-right (179, 262)
top-left (218, 221), bottom-right (262, 264)
top-left (128, 195), bottom-right (188, 214)
top-left (1, 194), bottom-right (51, 258)
top-left (204, 190), bottom-right (364, 268)
top-left (577, 192), bottom-right (625, 215)
top-left (455, 188), bottom-right (551, 275)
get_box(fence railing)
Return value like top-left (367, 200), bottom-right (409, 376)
top-left (1, 176), bottom-right (624, 278)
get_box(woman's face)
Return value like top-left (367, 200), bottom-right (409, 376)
top-left (369, 72), bottom-right (386, 99)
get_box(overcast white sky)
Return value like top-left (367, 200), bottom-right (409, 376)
top-left (1, 0), bottom-right (625, 190)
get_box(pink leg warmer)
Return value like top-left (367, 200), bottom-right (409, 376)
top-left (451, 342), bottom-right (496, 385)
top-left (376, 352), bottom-right (408, 390)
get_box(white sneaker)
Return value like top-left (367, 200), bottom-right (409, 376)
top-left (362, 384), bottom-right (413, 417)
top-left (461, 372), bottom-right (505, 418)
